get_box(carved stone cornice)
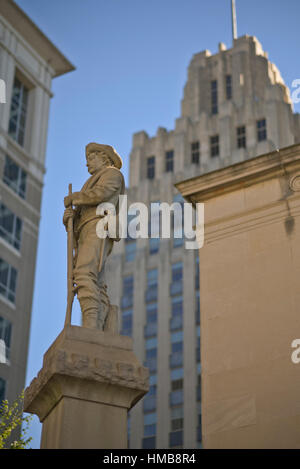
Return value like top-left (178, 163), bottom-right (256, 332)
top-left (176, 144), bottom-right (300, 204)
top-left (24, 325), bottom-right (149, 422)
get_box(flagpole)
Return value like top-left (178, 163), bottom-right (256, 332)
top-left (231, 0), bottom-right (238, 42)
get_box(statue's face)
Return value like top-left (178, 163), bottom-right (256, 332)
top-left (86, 151), bottom-right (109, 174)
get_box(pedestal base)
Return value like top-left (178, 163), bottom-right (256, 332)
top-left (24, 325), bottom-right (149, 449)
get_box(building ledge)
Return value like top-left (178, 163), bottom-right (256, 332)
top-left (0, 0), bottom-right (75, 77)
top-left (175, 143), bottom-right (300, 204)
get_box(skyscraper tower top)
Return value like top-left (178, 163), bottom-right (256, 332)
top-left (129, 35), bottom-right (299, 187)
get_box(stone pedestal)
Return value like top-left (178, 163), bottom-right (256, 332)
top-left (24, 325), bottom-right (149, 449)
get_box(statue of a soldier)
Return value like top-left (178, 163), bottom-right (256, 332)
top-left (63, 143), bottom-right (125, 330)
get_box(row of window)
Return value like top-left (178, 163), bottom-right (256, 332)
top-left (146, 119), bottom-right (267, 179)
top-left (123, 256), bottom-right (200, 449)
top-left (125, 194), bottom-right (185, 259)
top-left (142, 381), bottom-right (201, 446)
top-left (121, 255), bottom-right (200, 330)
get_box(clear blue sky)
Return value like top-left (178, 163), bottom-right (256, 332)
top-left (14, 0), bottom-right (300, 448)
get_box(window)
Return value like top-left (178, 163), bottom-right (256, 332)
top-left (149, 237), bottom-right (159, 254)
top-left (172, 262), bottom-right (182, 283)
top-left (171, 406), bottom-right (184, 431)
top-left (210, 135), bottom-right (219, 157)
top-left (195, 291), bottom-right (200, 325)
top-left (8, 77), bottom-right (29, 146)
top-left (191, 141), bottom-right (200, 164)
top-left (121, 309), bottom-right (132, 336)
top-left (144, 303), bottom-right (157, 338)
top-left (257, 119), bottom-right (267, 142)
top-left (171, 331), bottom-right (183, 346)
top-left (146, 347), bottom-right (157, 359)
top-left (0, 203), bottom-right (22, 250)
top-left (170, 330), bottom-right (183, 368)
top-left (196, 325), bottom-right (200, 362)
top-left (121, 276), bottom-right (134, 309)
top-left (0, 377), bottom-right (6, 403)
top-left (142, 436), bottom-right (156, 449)
top-left (145, 336), bottom-right (157, 373)
top-left (195, 255), bottom-right (199, 290)
top-left (171, 297), bottom-right (183, 317)
top-left (0, 317), bottom-right (12, 363)
top-left (127, 413), bottom-right (131, 448)
top-left (237, 126), bottom-right (246, 149)
top-left (197, 374), bottom-right (201, 402)
top-left (171, 366), bottom-right (183, 381)
top-left (3, 156), bottom-right (27, 199)
top-left (147, 156), bottom-right (155, 180)
top-left (165, 150), bottom-right (174, 172)
top-left (226, 75), bottom-right (232, 100)
top-left (0, 259), bottom-right (17, 304)
top-left (170, 342), bottom-right (183, 368)
top-left (146, 303), bottom-right (157, 323)
top-left (145, 269), bottom-right (158, 303)
top-left (125, 240), bottom-right (136, 262)
top-left (146, 337), bottom-right (157, 350)
top-left (170, 297), bottom-right (183, 331)
top-left (197, 411), bottom-right (202, 442)
top-left (170, 262), bottom-right (183, 296)
top-left (147, 268), bottom-right (158, 285)
top-left (144, 412), bottom-right (156, 437)
top-left (123, 276), bottom-right (134, 296)
top-left (211, 80), bottom-right (218, 115)
top-left (169, 430), bottom-right (183, 447)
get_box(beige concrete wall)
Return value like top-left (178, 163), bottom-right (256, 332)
top-left (177, 143), bottom-right (300, 449)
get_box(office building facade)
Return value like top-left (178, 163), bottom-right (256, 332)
top-left (0, 0), bottom-right (74, 406)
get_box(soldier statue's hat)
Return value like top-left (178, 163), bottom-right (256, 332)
top-left (85, 142), bottom-right (123, 169)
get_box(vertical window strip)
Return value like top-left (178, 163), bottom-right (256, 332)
top-left (211, 80), bottom-right (218, 115)
top-left (257, 119), bottom-right (267, 142)
top-left (210, 135), bottom-right (219, 157)
top-left (0, 258), bottom-right (18, 304)
top-left (191, 141), bottom-right (200, 164)
top-left (237, 126), bottom-right (246, 148)
top-left (147, 156), bottom-right (155, 180)
top-left (8, 78), bottom-right (29, 146)
top-left (0, 203), bottom-right (22, 250)
top-left (165, 150), bottom-right (174, 172)
top-left (3, 155), bottom-right (27, 199)
top-left (226, 74), bottom-right (232, 100)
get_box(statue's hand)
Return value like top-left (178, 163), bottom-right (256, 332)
top-left (64, 195), bottom-right (73, 208)
top-left (63, 207), bottom-right (75, 229)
